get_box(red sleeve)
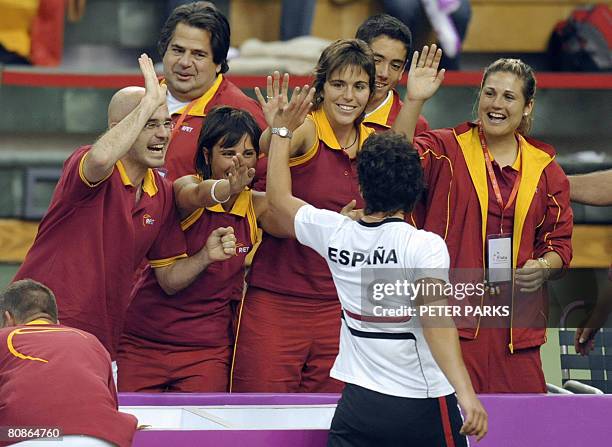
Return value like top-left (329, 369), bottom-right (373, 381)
top-left (30, 0), bottom-right (65, 66)
top-left (415, 115), bottom-right (430, 135)
top-left (60, 146), bottom-right (112, 205)
top-left (412, 129), bottom-right (453, 185)
top-left (534, 161), bottom-right (573, 267)
top-left (147, 193), bottom-right (188, 267)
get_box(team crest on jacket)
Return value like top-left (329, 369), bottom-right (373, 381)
top-left (142, 214), bottom-right (156, 226)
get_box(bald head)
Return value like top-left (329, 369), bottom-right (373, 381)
top-left (107, 86), bottom-right (146, 126)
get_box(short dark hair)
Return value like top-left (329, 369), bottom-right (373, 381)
top-left (357, 132), bottom-right (423, 215)
top-left (158, 1), bottom-right (230, 74)
top-left (195, 106), bottom-right (262, 179)
top-left (313, 39), bottom-right (376, 112)
top-left (355, 14), bottom-right (412, 64)
top-left (1, 279), bottom-right (58, 325)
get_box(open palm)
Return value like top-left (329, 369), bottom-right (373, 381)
top-left (255, 71), bottom-right (290, 127)
top-left (406, 45), bottom-right (445, 102)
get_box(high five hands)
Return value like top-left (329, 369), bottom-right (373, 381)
top-left (227, 153), bottom-right (256, 195)
top-left (138, 53), bottom-right (167, 110)
top-left (255, 71), bottom-right (315, 132)
top-left (406, 44), bottom-right (445, 102)
top-left (255, 71), bottom-right (290, 127)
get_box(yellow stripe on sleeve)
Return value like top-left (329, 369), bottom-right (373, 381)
top-left (149, 253), bottom-right (188, 268)
top-left (78, 152), bottom-right (113, 187)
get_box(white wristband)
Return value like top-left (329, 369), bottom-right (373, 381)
top-left (210, 179), bottom-right (230, 204)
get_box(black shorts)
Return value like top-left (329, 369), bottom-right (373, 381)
top-left (327, 383), bottom-right (467, 447)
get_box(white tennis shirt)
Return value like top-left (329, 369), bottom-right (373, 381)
top-left (295, 204), bottom-right (455, 398)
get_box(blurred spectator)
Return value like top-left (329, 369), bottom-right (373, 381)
top-left (382, 0), bottom-right (472, 69)
top-left (0, 0), bottom-right (85, 66)
top-left (280, 0), bottom-right (317, 41)
top-left (166, 0), bottom-right (229, 21)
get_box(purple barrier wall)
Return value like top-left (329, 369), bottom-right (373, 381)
top-left (120, 393), bottom-right (612, 447)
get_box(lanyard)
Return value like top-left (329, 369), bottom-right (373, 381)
top-left (478, 125), bottom-right (522, 234)
top-left (170, 99), bottom-right (197, 142)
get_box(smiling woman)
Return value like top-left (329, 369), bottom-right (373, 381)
top-left (231, 39), bottom-right (379, 393)
top-left (117, 106), bottom-right (266, 393)
top-left (398, 52), bottom-right (573, 394)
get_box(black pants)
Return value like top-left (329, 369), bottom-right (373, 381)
top-left (327, 383), bottom-right (467, 447)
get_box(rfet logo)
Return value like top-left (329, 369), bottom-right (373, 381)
top-left (142, 214), bottom-right (156, 226)
top-left (236, 241), bottom-right (251, 255)
top-left (181, 125), bottom-right (194, 133)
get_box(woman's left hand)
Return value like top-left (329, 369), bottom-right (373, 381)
top-left (271, 84), bottom-right (315, 132)
top-left (515, 259), bottom-right (549, 292)
top-left (255, 71), bottom-right (289, 128)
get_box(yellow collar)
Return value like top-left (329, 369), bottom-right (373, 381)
top-left (116, 160), bottom-right (158, 197)
top-left (175, 74), bottom-right (224, 117)
top-left (25, 319), bottom-right (51, 325)
top-left (309, 108), bottom-right (373, 150)
top-left (206, 188), bottom-right (251, 216)
top-left (363, 90), bottom-right (394, 128)
top-left (455, 126), bottom-right (554, 268)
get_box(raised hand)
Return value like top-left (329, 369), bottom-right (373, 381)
top-left (205, 226), bottom-right (236, 262)
top-left (138, 53), bottom-right (167, 109)
top-left (406, 44), bottom-right (445, 102)
top-left (272, 84), bottom-right (315, 132)
top-left (227, 153), bottom-right (256, 195)
top-left (255, 71), bottom-right (290, 128)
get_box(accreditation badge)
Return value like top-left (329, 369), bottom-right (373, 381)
top-left (486, 234), bottom-right (512, 284)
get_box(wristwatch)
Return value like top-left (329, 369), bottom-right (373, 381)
top-left (271, 127), bottom-right (293, 138)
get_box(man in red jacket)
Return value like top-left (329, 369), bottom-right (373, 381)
top-left (0, 279), bottom-right (137, 447)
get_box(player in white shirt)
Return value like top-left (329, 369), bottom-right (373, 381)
top-left (263, 66), bottom-right (487, 446)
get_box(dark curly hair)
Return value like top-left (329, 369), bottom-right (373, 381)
top-left (158, 1), bottom-right (230, 74)
top-left (355, 14), bottom-right (412, 66)
top-left (195, 106), bottom-right (261, 179)
top-left (312, 39), bottom-right (376, 113)
top-left (357, 132), bottom-right (423, 215)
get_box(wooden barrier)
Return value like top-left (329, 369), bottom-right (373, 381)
top-left (1, 219), bottom-right (609, 267)
top-left (0, 219), bottom-right (39, 263)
